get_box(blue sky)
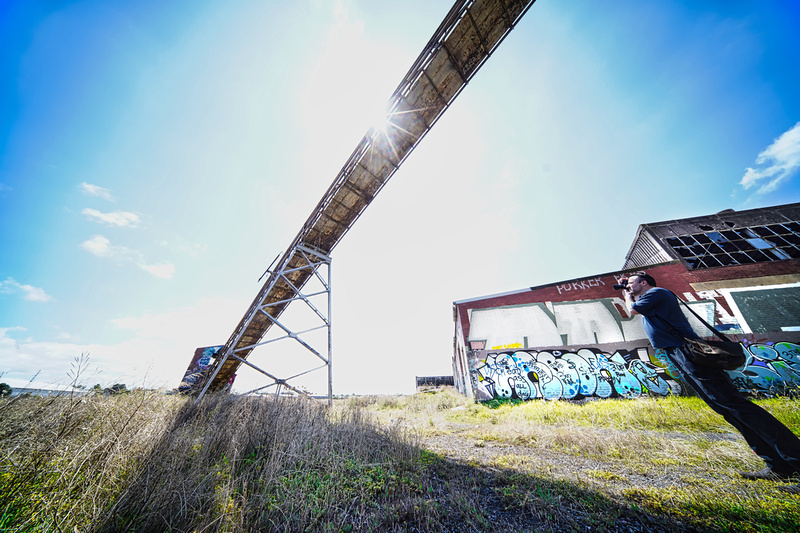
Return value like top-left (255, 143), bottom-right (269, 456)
top-left (2, 0), bottom-right (799, 394)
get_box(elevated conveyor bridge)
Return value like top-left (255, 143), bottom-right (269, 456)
top-left (197, 0), bottom-right (536, 401)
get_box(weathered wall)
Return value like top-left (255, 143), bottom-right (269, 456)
top-left (466, 297), bottom-right (715, 350)
top-left (454, 261), bottom-right (800, 400)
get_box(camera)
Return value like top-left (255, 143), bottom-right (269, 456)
top-left (613, 279), bottom-right (628, 290)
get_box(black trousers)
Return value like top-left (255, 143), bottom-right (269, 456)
top-left (666, 346), bottom-right (800, 475)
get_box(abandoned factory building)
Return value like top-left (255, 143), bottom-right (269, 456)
top-left (452, 202), bottom-right (800, 402)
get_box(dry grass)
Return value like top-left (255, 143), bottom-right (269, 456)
top-left (1, 392), bottom-right (427, 532)
top-left (1, 388), bottom-right (799, 532)
top-left (0, 390), bottom-right (183, 530)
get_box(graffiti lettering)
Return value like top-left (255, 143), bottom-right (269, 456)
top-left (490, 342), bottom-right (523, 350)
top-left (469, 341), bottom-right (800, 401)
top-left (467, 298), bottom-right (721, 354)
top-left (556, 277), bottom-right (606, 295)
top-left (729, 342), bottom-right (800, 394)
top-left (469, 347), bottom-right (676, 402)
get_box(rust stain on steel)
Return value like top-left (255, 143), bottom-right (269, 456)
top-left (203, 0), bottom-right (536, 392)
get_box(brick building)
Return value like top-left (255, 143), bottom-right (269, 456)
top-left (452, 203), bottom-right (800, 401)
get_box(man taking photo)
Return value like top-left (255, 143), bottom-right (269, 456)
top-left (621, 271), bottom-right (800, 493)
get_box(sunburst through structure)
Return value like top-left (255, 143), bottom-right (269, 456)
top-left (197, 0), bottom-right (538, 400)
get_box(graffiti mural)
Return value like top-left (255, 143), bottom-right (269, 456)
top-left (178, 345), bottom-right (225, 393)
top-left (469, 347), bottom-right (679, 401)
top-left (729, 342), bottom-right (800, 394)
top-left (469, 341), bottom-right (800, 401)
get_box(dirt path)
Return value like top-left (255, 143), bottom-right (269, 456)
top-left (417, 427), bottom-right (744, 494)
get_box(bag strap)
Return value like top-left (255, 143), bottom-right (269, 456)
top-left (644, 290), bottom-right (734, 343)
top-left (669, 292), bottom-right (735, 343)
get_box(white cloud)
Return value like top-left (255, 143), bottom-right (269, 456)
top-left (81, 235), bottom-right (130, 260)
top-left (0, 328), bottom-right (148, 390)
top-left (0, 277), bottom-right (51, 302)
top-left (80, 235), bottom-right (175, 279)
top-left (740, 122), bottom-right (800, 194)
top-left (0, 297), bottom-right (246, 389)
top-left (82, 208), bottom-right (140, 227)
top-left (139, 262), bottom-right (175, 280)
top-left (79, 182), bottom-right (116, 202)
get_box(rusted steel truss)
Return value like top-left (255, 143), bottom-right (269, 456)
top-left (198, 244), bottom-right (332, 401)
top-left (198, 0), bottom-right (536, 395)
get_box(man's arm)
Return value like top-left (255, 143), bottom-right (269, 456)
top-left (617, 277), bottom-right (640, 316)
top-left (623, 288), bottom-right (639, 316)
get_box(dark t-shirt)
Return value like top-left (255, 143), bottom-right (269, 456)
top-left (631, 287), bottom-right (699, 348)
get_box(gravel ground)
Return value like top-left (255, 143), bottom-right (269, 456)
top-left (372, 411), bottom-right (766, 532)
top-left (414, 432), bottom-right (700, 532)
top-left (419, 428), bottom-right (743, 492)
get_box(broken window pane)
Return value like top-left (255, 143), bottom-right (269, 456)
top-left (747, 237), bottom-right (775, 250)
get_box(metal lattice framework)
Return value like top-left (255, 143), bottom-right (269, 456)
top-left (197, 0), bottom-right (536, 400)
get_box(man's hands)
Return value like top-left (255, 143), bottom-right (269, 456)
top-left (619, 277), bottom-right (639, 315)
